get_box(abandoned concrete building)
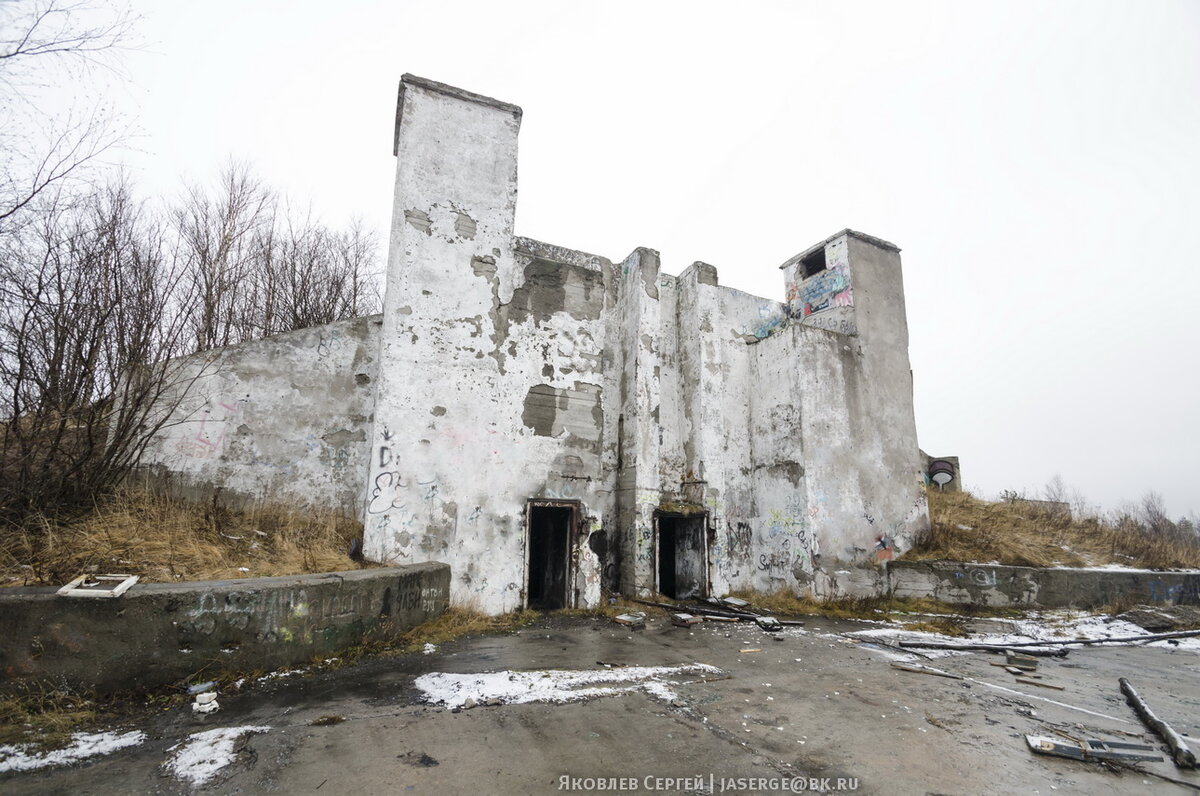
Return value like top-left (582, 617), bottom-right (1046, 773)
top-left (138, 75), bottom-right (931, 614)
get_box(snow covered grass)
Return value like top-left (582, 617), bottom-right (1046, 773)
top-left (850, 610), bottom-right (1200, 653)
top-left (164, 726), bottom-right (270, 786)
top-left (414, 663), bottom-right (722, 709)
top-left (0, 730), bottom-right (145, 773)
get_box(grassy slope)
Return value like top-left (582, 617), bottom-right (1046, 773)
top-left (0, 489), bottom-right (366, 588)
top-left (906, 490), bottom-right (1200, 569)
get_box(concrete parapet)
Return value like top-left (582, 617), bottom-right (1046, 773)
top-left (0, 564), bottom-right (449, 693)
top-left (888, 560), bottom-right (1200, 609)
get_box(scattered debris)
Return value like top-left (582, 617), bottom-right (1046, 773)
top-left (889, 662), bottom-right (964, 680)
top-left (399, 751), bottom-right (439, 767)
top-left (924, 712), bottom-right (953, 731)
top-left (164, 726), bottom-right (270, 786)
top-left (0, 731), bottom-right (146, 773)
top-left (972, 679), bottom-right (1133, 724)
top-left (1016, 678), bottom-right (1064, 691)
top-left (671, 613), bottom-right (703, 628)
top-left (614, 613), bottom-right (646, 629)
top-left (756, 617), bottom-right (783, 632)
top-left (423, 643), bottom-right (438, 655)
top-left (192, 691), bottom-right (219, 714)
top-left (740, 648), bottom-right (762, 654)
top-left (898, 641), bottom-right (1068, 657)
top-left (56, 573), bottom-right (139, 598)
top-left (909, 629), bottom-right (1200, 652)
top-left (187, 681), bottom-right (217, 695)
top-left (1119, 677), bottom-right (1197, 769)
top-left (633, 599), bottom-right (757, 621)
top-left (1099, 759), bottom-right (1200, 790)
top-left (310, 715), bottom-right (345, 726)
top-left (1118, 606), bottom-right (1200, 633)
top-left (1025, 734), bottom-right (1162, 764)
top-left (1006, 651), bottom-right (1038, 670)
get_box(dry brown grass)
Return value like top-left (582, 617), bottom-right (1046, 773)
top-left (0, 683), bottom-right (98, 748)
top-left (394, 605), bottom-right (539, 652)
top-left (0, 488), bottom-right (368, 587)
top-left (906, 490), bottom-right (1200, 569)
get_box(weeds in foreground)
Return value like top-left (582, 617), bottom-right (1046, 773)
top-left (0, 683), bottom-right (99, 749)
top-left (394, 606), bottom-right (540, 653)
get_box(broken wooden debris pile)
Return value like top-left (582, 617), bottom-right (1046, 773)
top-left (1026, 735), bottom-right (1162, 763)
top-left (629, 597), bottom-right (804, 631)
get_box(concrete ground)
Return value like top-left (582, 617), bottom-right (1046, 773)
top-left (4, 613), bottom-right (1200, 795)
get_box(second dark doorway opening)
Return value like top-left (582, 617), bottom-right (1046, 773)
top-left (527, 504), bottom-right (573, 610)
top-left (657, 513), bottom-right (707, 600)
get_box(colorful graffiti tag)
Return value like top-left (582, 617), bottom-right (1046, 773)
top-left (797, 264), bottom-right (853, 317)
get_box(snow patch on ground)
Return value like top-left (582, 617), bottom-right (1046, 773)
top-left (164, 726), bottom-right (270, 786)
top-left (0, 731), bottom-right (145, 773)
top-left (848, 611), bottom-right (1200, 652)
top-left (256, 668), bottom-right (306, 683)
top-left (414, 663), bottom-right (721, 709)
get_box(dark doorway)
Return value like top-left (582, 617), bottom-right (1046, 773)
top-left (657, 514), bottom-right (707, 600)
top-left (527, 504), bottom-right (574, 609)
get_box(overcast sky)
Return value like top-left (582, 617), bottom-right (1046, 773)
top-left (40, 0), bottom-right (1200, 516)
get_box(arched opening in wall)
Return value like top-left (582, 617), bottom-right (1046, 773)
top-left (655, 512), bottom-right (708, 600)
top-left (525, 500), bottom-right (579, 610)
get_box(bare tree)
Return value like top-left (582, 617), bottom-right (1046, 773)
top-left (0, 0), bottom-right (136, 235)
top-left (257, 211), bottom-right (380, 334)
top-left (173, 165), bottom-right (381, 348)
top-left (173, 163), bottom-right (276, 350)
top-left (0, 178), bottom-right (199, 520)
top-left (1042, 474), bottom-right (1067, 505)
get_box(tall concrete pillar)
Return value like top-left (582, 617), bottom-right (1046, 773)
top-left (364, 76), bottom-right (522, 577)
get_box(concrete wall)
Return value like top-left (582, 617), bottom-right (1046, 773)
top-left (888, 560), bottom-right (1200, 609)
top-left (133, 75), bottom-right (931, 615)
top-left (135, 315), bottom-right (380, 513)
top-left (0, 564), bottom-right (449, 694)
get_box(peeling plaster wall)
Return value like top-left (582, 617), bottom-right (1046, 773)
top-left (134, 315), bottom-right (380, 512)
top-left (135, 77), bottom-right (930, 616)
top-left (365, 76), bottom-right (615, 613)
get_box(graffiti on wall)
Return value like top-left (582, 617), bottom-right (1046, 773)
top-left (1148, 576), bottom-right (1200, 605)
top-left (725, 521), bottom-right (752, 561)
top-left (756, 505), bottom-right (818, 581)
top-left (797, 264), bottom-right (853, 318)
top-left (173, 396), bottom-right (247, 459)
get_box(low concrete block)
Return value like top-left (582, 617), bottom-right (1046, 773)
top-left (888, 560), bottom-right (1200, 609)
top-left (0, 564), bottom-right (449, 694)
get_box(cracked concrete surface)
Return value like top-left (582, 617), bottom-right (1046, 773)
top-left (4, 614), bottom-right (1199, 794)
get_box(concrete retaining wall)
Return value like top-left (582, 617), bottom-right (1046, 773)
top-left (0, 564), bottom-right (449, 694)
top-left (888, 560), bottom-right (1200, 609)
top-left (133, 314), bottom-right (381, 514)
